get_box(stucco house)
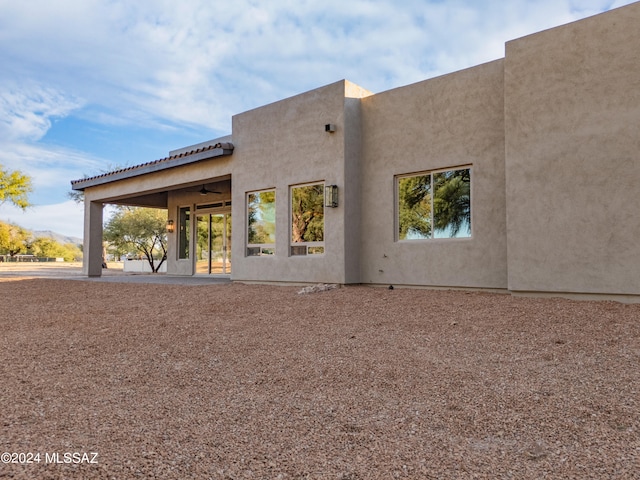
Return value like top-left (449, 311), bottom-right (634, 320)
top-left (71, 3), bottom-right (640, 301)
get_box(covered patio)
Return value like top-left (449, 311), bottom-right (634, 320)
top-left (71, 139), bottom-right (234, 278)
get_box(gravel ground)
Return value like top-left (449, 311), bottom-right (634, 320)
top-left (0, 277), bottom-right (638, 479)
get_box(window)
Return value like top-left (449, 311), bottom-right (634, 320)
top-left (178, 206), bottom-right (190, 259)
top-left (291, 182), bottom-right (324, 255)
top-left (247, 190), bottom-right (276, 256)
top-left (397, 167), bottom-right (471, 240)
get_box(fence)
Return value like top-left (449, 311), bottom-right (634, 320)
top-left (0, 255), bottom-right (64, 263)
top-left (122, 259), bottom-right (167, 273)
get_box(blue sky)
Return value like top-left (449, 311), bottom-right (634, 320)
top-left (0, 0), bottom-right (634, 238)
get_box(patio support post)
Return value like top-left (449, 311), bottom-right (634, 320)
top-left (84, 200), bottom-right (104, 277)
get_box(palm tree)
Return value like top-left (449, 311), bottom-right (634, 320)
top-left (433, 169), bottom-right (471, 237)
top-left (398, 168), bottom-right (471, 239)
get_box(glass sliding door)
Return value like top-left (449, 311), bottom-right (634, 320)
top-left (195, 215), bottom-right (210, 274)
top-left (195, 213), bottom-right (231, 275)
top-left (209, 214), bottom-right (230, 274)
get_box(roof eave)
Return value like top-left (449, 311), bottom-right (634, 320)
top-left (71, 145), bottom-right (233, 191)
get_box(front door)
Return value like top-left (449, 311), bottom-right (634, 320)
top-left (196, 213), bottom-right (231, 275)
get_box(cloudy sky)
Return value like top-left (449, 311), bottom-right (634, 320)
top-left (0, 0), bottom-right (634, 238)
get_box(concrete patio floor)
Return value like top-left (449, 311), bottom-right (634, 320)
top-left (0, 262), bottom-right (231, 285)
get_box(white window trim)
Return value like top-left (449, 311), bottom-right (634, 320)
top-left (246, 189), bottom-right (276, 257)
top-left (290, 181), bottom-right (325, 256)
top-left (177, 205), bottom-right (191, 260)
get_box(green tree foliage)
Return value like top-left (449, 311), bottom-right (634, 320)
top-left (0, 221), bottom-right (81, 260)
top-left (196, 215), bottom-right (226, 261)
top-left (398, 169), bottom-right (471, 239)
top-left (0, 164), bottom-right (32, 210)
top-left (28, 237), bottom-right (82, 262)
top-left (433, 169), bottom-right (471, 237)
top-left (0, 221), bottom-right (30, 256)
top-left (291, 184), bottom-right (324, 242)
top-left (248, 191), bottom-right (276, 244)
top-left (103, 206), bottom-right (168, 272)
top-left (398, 174), bottom-right (432, 239)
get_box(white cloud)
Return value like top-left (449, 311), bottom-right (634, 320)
top-left (0, 84), bottom-right (82, 141)
top-left (2, 0), bottom-right (635, 132)
top-left (0, 0), bottom-right (635, 235)
top-left (1, 141), bottom-right (105, 205)
top-left (0, 200), bottom-right (85, 239)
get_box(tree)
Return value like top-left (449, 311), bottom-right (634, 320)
top-left (0, 221), bottom-right (30, 256)
top-left (398, 168), bottom-right (471, 239)
top-left (0, 164), bottom-right (32, 210)
top-left (103, 207), bottom-right (168, 272)
top-left (291, 184), bottom-right (324, 243)
top-left (398, 174), bottom-right (432, 239)
top-left (68, 165), bottom-right (127, 205)
top-left (67, 188), bottom-right (84, 204)
top-left (433, 169), bottom-right (471, 237)
top-left (248, 190), bottom-right (276, 244)
top-left (28, 237), bottom-right (82, 262)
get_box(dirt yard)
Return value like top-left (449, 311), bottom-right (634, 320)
top-left (0, 275), bottom-right (638, 479)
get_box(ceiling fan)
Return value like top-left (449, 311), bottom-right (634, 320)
top-left (199, 185), bottom-right (221, 195)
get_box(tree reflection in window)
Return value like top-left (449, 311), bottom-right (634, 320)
top-left (247, 190), bottom-right (276, 255)
top-left (398, 174), bottom-right (432, 239)
top-left (291, 183), bottom-right (324, 255)
top-left (178, 206), bottom-right (190, 258)
top-left (398, 168), bottom-right (471, 240)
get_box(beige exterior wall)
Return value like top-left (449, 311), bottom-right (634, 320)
top-left (505, 3), bottom-right (640, 295)
top-left (74, 3), bottom-right (640, 299)
top-left (359, 60), bottom-right (508, 288)
top-left (230, 80), bottom-right (371, 284)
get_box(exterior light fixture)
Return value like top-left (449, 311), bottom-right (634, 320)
top-left (325, 124), bottom-right (336, 133)
top-left (166, 220), bottom-right (175, 233)
top-left (324, 185), bottom-right (338, 208)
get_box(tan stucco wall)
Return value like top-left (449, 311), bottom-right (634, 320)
top-left (505, 3), bottom-right (640, 295)
top-left (230, 80), bottom-right (371, 284)
top-left (359, 60), bottom-right (508, 288)
top-left (77, 3), bottom-right (639, 298)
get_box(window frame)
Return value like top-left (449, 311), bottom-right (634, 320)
top-left (246, 189), bottom-right (277, 257)
top-left (290, 181), bottom-right (325, 256)
top-left (177, 205), bottom-right (191, 259)
top-left (395, 166), bottom-right (472, 242)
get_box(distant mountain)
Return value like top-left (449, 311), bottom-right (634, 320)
top-left (32, 230), bottom-right (83, 246)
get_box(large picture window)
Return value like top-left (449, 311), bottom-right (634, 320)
top-left (397, 167), bottom-right (471, 240)
top-left (247, 190), bottom-right (276, 256)
top-left (291, 182), bottom-right (324, 255)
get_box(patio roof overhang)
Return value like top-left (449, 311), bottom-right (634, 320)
top-left (70, 141), bottom-right (234, 191)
